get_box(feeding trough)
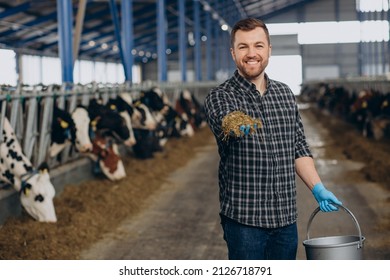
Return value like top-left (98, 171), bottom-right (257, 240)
top-left (303, 204), bottom-right (365, 260)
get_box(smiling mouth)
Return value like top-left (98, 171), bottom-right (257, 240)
top-left (245, 60), bottom-right (259, 65)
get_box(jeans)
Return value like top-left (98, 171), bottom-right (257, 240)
top-left (220, 215), bottom-right (298, 260)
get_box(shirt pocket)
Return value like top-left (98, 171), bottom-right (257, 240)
top-left (270, 103), bottom-right (296, 138)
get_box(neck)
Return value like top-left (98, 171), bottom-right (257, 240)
top-left (252, 75), bottom-right (266, 95)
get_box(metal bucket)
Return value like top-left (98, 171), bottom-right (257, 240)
top-left (303, 204), bottom-right (365, 260)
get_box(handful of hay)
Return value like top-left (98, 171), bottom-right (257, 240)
top-left (221, 111), bottom-right (262, 140)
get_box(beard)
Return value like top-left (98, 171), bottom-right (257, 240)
top-left (235, 57), bottom-right (268, 81)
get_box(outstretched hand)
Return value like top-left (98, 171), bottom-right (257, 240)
top-left (239, 124), bottom-right (258, 136)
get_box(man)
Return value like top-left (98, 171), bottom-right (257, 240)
top-left (203, 18), bottom-right (342, 260)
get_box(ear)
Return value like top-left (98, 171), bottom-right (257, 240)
top-left (37, 162), bottom-right (50, 173)
top-left (22, 183), bottom-right (32, 197)
top-left (230, 47), bottom-right (235, 60)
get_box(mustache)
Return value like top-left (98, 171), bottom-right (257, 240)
top-left (244, 56), bottom-right (261, 61)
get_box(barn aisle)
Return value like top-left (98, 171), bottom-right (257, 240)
top-left (80, 137), bottom-right (228, 260)
top-left (296, 105), bottom-right (389, 260)
top-left (80, 105), bottom-right (389, 260)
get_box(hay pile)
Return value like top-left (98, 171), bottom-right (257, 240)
top-left (0, 127), bottom-right (214, 260)
top-left (221, 111), bottom-right (262, 140)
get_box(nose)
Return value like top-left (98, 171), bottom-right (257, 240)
top-left (79, 143), bottom-right (93, 153)
top-left (247, 46), bottom-right (257, 57)
top-left (124, 138), bottom-right (136, 147)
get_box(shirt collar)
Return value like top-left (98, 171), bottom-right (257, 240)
top-left (232, 70), bottom-right (270, 94)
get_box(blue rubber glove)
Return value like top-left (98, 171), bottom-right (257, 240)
top-left (239, 124), bottom-right (258, 136)
top-left (312, 182), bottom-right (342, 212)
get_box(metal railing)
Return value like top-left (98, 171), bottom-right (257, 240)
top-left (302, 76), bottom-right (390, 94)
top-left (0, 81), bottom-right (216, 172)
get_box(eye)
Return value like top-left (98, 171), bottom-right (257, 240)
top-left (35, 194), bottom-right (44, 202)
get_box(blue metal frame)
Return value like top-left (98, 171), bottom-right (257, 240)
top-left (205, 11), bottom-right (212, 80)
top-left (193, 0), bottom-right (202, 81)
top-left (108, 0), bottom-right (128, 80)
top-left (157, 0), bottom-right (167, 82)
top-left (179, 0), bottom-right (187, 82)
top-left (57, 0), bottom-right (74, 84)
top-left (122, 0), bottom-right (134, 83)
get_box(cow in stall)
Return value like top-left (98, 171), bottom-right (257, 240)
top-left (140, 88), bottom-right (194, 143)
top-left (349, 89), bottom-right (375, 136)
top-left (87, 98), bottom-right (128, 180)
top-left (175, 89), bottom-right (207, 129)
top-left (0, 117), bottom-right (57, 222)
top-left (350, 89), bottom-right (386, 138)
top-left (105, 93), bottom-right (137, 147)
top-left (88, 98), bottom-right (132, 146)
top-left (49, 105), bottom-right (93, 158)
top-left (131, 97), bottom-right (160, 159)
top-left (88, 132), bottom-right (126, 181)
top-left (369, 93), bottom-right (390, 140)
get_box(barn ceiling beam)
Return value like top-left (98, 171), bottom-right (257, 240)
top-left (11, 5), bottom-right (107, 49)
top-left (73, 0), bottom-right (88, 64)
top-left (0, 11), bottom-right (57, 38)
top-left (0, 2), bottom-right (31, 19)
top-left (257, 0), bottom-right (318, 20)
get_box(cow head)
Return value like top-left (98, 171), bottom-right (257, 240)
top-left (50, 105), bottom-right (77, 157)
top-left (176, 89), bottom-right (207, 129)
top-left (88, 98), bottom-right (131, 145)
top-left (140, 89), bottom-right (165, 112)
top-left (19, 163), bottom-right (57, 222)
top-left (1, 118), bottom-right (57, 222)
top-left (106, 96), bottom-right (137, 147)
top-left (91, 134), bottom-right (126, 181)
top-left (132, 101), bottom-right (157, 130)
top-left (72, 106), bottom-right (93, 153)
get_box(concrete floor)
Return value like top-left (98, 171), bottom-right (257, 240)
top-left (80, 107), bottom-right (390, 260)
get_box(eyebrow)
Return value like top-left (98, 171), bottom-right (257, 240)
top-left (236, 41), bottom-right (266, 46)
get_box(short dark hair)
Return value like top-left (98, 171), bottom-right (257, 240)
top-left (230, 18), bottom-right (270, 48)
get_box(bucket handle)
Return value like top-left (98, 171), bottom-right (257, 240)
top-left (306, 204), bottom-right (364, 249)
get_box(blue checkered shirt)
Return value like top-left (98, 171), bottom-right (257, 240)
top-left (204, 70), bottom-right (312, 228)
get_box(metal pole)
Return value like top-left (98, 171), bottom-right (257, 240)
top-left (122, 0), bottom-right (134, 84)
top-left (205, 10), bottom-right (212, 80)
top-left (109, 0), bottom-right (128, 80)
top-left (157, 0), bottom-right (167, 82)
top-left (178, 0), bottom-right (187, 82)
top-left (73, 0), bottom-right (87, 65)
top-left (57, 0), bottom-right (74, 84)
top-left (193, 0), bottom-right (202, 81)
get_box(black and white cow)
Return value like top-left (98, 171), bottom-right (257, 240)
top-left (88, 98), bottom-right (132, 146)
top-left (140, 88), bottom-right (194, 141)
top-left (175, 89), bottom-right (207, 129)
top-left (49, 105), bottom-right (93, 157)
top-left (131, 99), bottom-right (160, 159)
top-left (106, 93), bottom-right (137, 147)
top-left (0, 117), bottom-right (57, 222)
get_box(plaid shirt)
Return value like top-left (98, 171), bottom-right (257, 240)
top-left (204, 70), bottom-right (312, 228)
